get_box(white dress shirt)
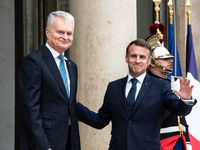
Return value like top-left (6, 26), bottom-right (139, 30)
top-left (45, 43), bottom-right (70, 94)
top-left (125, 72), bottom-right (146, 99)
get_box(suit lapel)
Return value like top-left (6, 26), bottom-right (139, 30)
top-left (120, 76), bottom-right (130, 117)
top-left (65, 59), bottom-right (75, 104)
top-left (41, 45), bottom-right (69, 102)
top-left (130, 74), bottom-right (152, 117)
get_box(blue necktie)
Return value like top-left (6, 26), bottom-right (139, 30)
top-left (127, 78), bottom-right (137, 106)
top-left (58, 54), bottom-right (70, 99)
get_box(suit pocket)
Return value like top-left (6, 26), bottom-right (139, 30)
top-left (41, 112), bottom-right (52, 128)
top-left (144, 136), bottom-right (160, 145)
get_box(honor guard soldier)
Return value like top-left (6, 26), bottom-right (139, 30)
top-left (147, 27), bottom-right (192, 150)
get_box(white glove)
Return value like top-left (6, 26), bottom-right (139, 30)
top-left (171, 76), bottom-right (180, 91)
top-left (186, 143), bottom-right (192, 150)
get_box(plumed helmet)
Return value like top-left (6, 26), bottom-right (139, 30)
top-left (147, 27), bottom-right (173, 59)
top-left (147, 24), bottom-right (173, 72)
top-left (152, 46), bottom-right (174, 59)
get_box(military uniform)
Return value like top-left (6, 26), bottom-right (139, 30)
top-left (147, 28), bottom-right (190, 150)
top-left (148, 70), bottom-right (189, 150)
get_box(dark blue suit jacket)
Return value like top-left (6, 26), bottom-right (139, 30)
top-left (76, 74), bottom-right (195, 150)
top-left (147, 71), bottom-right (190, 142)
top-left (18, 45), bottom-right (80, 150)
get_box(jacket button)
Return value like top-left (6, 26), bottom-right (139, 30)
top-left (65, 122), bottom-right (70, 125)
top-left (129, 121), bottom-right (132, 124)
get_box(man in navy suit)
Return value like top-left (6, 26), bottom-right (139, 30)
top-left (76, 39), bottom-right (196, 150)
top-left (18, 11), bottom-right (80, 150)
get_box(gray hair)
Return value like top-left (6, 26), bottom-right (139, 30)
top-left (46, 11), bottom-right (75, 30)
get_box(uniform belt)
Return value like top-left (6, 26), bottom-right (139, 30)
top-left (160, 126), bottom-right (186, 134)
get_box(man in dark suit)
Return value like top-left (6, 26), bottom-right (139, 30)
top-left (76, 39), bottom-right (196, 150)
top-left (18, 11), bottom-right (80, 150)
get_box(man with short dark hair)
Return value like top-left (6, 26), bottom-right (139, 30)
top-left (76, 38), bottom-right (196, 150)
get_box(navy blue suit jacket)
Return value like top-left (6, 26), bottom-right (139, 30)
top-left (76, 74), bottom-right (195, 150)
top-left (18, 45), bottom-right (80, 150)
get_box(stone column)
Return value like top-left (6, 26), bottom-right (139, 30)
top-left (176, 0), bottom-right (187, 78)
top-left (70, 0), bottom-right (137, 149)
top-left (190, 0), bottom-right (200, 77)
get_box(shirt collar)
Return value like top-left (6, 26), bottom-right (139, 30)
top-left (127, 72), bottom-right (146, 84)
top-left (45, 43), bottom-right (67, 60)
